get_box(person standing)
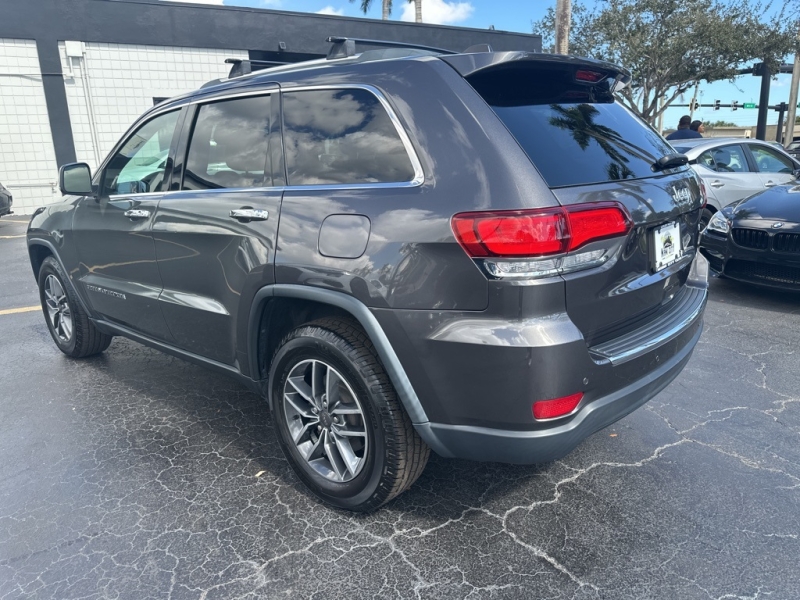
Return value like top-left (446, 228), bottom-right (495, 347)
top-left (666, 115), bottom-right (703, 140)
top-left (690, 120), bottom-right (705, 136)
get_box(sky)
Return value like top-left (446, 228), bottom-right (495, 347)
top-left (166, 0), bottom-right (797, 131)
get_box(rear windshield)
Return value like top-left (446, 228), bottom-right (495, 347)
top-left (467, 65), bottom-right (675, 188)
top-left (490, 102), bottom-right (674, 188)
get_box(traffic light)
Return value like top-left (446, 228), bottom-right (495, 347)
top-left (692, 100), bottom-right (700, 111)
top-left (714, 100), bottom-right (721, 110)
top-left (732, 100), bottom-right (738, 111)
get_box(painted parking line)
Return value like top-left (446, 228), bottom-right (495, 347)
top-left (0, 234), bottom-right (26, 239)
top-left (1, 219), bottom-right (29, 224)
top-left (0, 305), bottom-right (40, 316)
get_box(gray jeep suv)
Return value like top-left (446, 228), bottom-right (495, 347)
top-left (28, 42), bottom-right (708, 511)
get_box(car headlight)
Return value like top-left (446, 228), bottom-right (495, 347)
top-left (705, 211), bottom-right (730, 235)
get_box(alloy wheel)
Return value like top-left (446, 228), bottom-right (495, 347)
top-left (44, 274), bottom-right (73, 343)
top-left (282, 359), bottom-right (368, 483)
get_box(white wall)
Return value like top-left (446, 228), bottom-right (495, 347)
top-left (0, 38), bottom-right (60, 214)
top-left (60, 41), bottom-right (247, 173)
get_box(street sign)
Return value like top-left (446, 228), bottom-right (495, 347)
top-left (743, 103), bottom-right (756, 109)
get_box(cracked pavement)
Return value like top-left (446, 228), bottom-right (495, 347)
top-left (1, 216), bottom-right (799, 599)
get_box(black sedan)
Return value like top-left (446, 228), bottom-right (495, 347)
top-left (0, 180), bottom-right (12, 218)
top-left (699, 183), bottom-right (800, 290)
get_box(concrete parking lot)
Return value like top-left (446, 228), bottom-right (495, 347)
top-left (1, 215), bottom-right (799, 600)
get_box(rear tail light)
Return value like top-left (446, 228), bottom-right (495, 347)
top-left (533, 392), bottom-right (584, 420)
top-left (699, 181), bottom-right (708, 209)
top-left (451, 203), bottom-right (631, 278)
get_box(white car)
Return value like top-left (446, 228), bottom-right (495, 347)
top-left (671, 138), bottom-right (800, 228)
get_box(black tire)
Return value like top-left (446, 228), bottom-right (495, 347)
top-left (699, 207), bottom-right (714, 231)
top-left (269, 318), bottom-right (429, 512)
top-left (38, 256), bottom-right (112, 358)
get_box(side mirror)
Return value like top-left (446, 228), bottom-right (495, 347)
top-left (59, 163), bottom-right (93, 195)
top-left (793, 168), bottom-right (800, 179)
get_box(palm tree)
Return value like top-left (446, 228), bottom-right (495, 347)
top-left (411, 0), bottom-right (422, 22)
top-left (352, 0), bottom-right (393, 20)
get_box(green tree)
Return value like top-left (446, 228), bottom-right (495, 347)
top-left (706, 120), bottom-right (738, 128)
top-left (532, 0), bottom-right (796, 125)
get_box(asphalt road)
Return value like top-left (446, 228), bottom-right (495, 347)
top-left (1, 215), bottom-right (799, 600)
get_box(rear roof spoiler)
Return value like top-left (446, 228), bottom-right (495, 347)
top-left (441, 52), bottom-right (631, 89)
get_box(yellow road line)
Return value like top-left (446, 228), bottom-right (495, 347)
top-left (0, 234), bottom-right (25, 239)
top-left (0, 305), bottom-right (40, 316)
top-left (1, 220), bottom-right (28, 224)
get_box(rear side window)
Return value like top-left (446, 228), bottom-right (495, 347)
top-left (750, 144), bottom-right (794, 173)
top-left (468, 66), bottom-right (675, 188)
top-left (183, 95), bottom-right (271, 190)
top-left (282, 88), bottom-right (415, 186)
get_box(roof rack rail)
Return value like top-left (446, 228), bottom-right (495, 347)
top-left (225, 58), bottom-right (290, 78)
top-left (325, 36), bottom-right (457, 60)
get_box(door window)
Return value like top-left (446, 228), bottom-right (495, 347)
top-left (102, 110), bottom-right (180, 196)
top-left (282, 88), bottom-right (415, 186)
top-left (710, 145), bottom-right (749, 173)
top-left (750, 145), bottom-right (794, 173)
top-left (696, 151), bottom-right (717, 170)
top-left (183, 95), bottom-right (271, 190)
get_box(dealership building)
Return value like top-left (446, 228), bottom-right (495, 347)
top-left (0, 0), bottom-right (540, 214)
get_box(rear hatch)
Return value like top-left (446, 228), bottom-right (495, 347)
top-left (445, 53), bottom-right (703, 343)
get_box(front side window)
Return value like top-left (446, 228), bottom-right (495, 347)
top-left (711, 145), bottom-right (749, 173)
top-left (696, 151), bottom-right (716, 170)
top-left (282, 88), bottom-right (415, 186)
top-left (103, 110), bottom-right (180, 196)
top-left (750, 145), bottom-right (794, 174)
top-left (183, 95), bottom-right (271, 190)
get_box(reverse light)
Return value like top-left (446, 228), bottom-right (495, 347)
top-left (533, 392), bottom-right (584, 420)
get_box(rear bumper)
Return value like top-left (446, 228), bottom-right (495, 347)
top-left (375, 255), bottom-right (707, 464)
top-left (416, 323), bottom-right (700, 463)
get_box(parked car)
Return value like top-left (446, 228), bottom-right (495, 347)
top-left (785, 136), bottom-right (800, 161)
top-left (0, 180), bottom-right (12, 217)
top-left (671, 138), bottom-right (800, 229)
top-left (28, 43), bottom-right (708, 511)
top-left (699, 183), bottom-right (800, 289)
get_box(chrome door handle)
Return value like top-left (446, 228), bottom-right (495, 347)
top-left (230, 208), bottom-right (269, 221)
top-left (710, 180), bottom-right (724, 188)
top-left (124, 209), bottom-right (151, 219)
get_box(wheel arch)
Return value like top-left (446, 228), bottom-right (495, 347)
top-left (247, 285), bottom-right (429, 426)
top-left (28, 241), bottom-right (53, 279)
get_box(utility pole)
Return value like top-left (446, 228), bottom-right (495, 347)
top-left (688, 83), bottom-right (700, 120)
top-left (755, 62), bottom-right (771, 140)
top-left (785, 33), bottom-right (800, 146)
top-left (555, 0), bottom-right (571, 54)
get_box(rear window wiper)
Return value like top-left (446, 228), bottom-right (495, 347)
top-left (653, 153), bottom-right (689, 171)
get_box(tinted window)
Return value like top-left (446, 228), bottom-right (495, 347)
top-left (183, 95), bottom-right (271, 190)
top-left (282, 89), bottom-right (415, 185)
top-left (711, 145), bottom-right (749, 173)
top-left (750, 145), bottom-right (794, 173)
top-left (103, 110), bottom-right (179, 196)
top-left (489, 102), bottom-right (674, 188)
